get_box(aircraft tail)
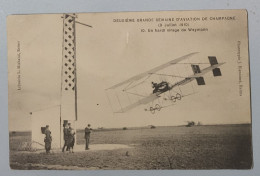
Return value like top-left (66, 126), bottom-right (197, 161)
top-left (191, 64), bottom-right (205, 85)
top-left (208, 56), bottom-right (222, 76)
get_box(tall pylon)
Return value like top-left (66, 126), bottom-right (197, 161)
top-left (60, 13), bottom-right (92, 148)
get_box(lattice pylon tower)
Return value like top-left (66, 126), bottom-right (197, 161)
top-left (60, 13), bottom-right (78, 148)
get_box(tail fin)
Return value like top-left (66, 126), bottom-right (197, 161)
top-left (208, 56), bottom-right (222, 76)
top-left (191, 64), bottom-right (205, 85)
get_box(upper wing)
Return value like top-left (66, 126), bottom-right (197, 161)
top-left (115, 94), bottom-right (159, 113)
top-left (107, 52), bottom-right (199, 90)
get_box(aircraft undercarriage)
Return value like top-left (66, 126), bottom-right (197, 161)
top-left (145, 93), bottom-right (182, 114)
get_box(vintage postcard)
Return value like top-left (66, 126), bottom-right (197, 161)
top-left (8, 10), bottom-right (252, 170)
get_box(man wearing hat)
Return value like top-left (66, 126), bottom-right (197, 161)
top-left (85, 124), bottom-right (92, 150)
top-left (62, 123), bottom-right (69, 152)
top-left (67, 123), bottom-right (75, 153)
top-left (44, 125), bottom-right (52, 153)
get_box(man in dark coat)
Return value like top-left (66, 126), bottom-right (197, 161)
top-left (85, 124), bottom-right (92, 150)
top-left (44, 125), bottom-right (52, 153)
top-left (67, 123), bottom-right (75, 153)
top-left (62, 123), bottom-right (69, 152)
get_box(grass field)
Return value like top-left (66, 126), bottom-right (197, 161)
top-left (9, 124), bottom-right (252, 170)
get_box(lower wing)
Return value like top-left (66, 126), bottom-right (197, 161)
top-left (115, 94), bottom-right (159, 113)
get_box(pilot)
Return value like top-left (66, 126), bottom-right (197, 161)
top-left (152, 82), bottom-right (159, 94)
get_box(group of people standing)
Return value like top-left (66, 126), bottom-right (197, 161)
top-left (43, 123), bottom-right (91, 153)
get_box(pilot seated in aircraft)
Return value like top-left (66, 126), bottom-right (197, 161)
top-left (152, 81), bottom-right (169, 94)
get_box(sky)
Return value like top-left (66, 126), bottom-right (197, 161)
top-left (8, 10), bottom-right (251, 131)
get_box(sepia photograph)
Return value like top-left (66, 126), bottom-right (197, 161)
top-left (8, 9), bottom-right (252, 170)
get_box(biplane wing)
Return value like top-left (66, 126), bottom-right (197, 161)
top-left (107, 52), bottom-right (199, 90)
top-left (106, 54), bottom-right (225, 113)
top-left (115, 62), bottom-right (225, 112)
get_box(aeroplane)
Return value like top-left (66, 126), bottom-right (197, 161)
top-left (106, 52), bottom-right (225, 114)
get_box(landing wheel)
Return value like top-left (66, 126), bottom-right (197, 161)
top-left (171, 96), bottom-right (176, 102)
top-left (176, 93), bottom-right (182, 100)
top-left (155, 104), bottom-right (161, 111)
top-left (150, 107), bottom-right (155, 114)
